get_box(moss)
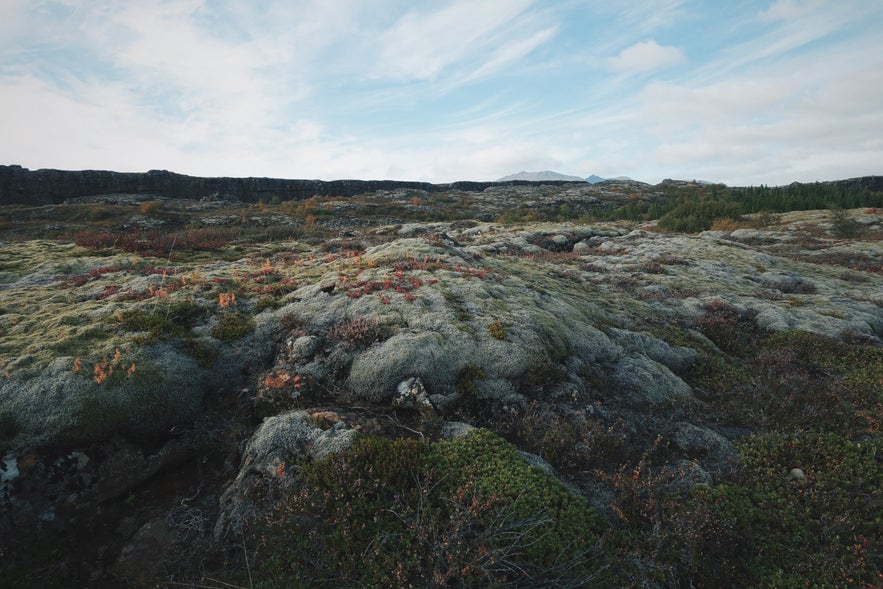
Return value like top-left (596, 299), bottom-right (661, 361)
top-left (210, 311), bottom-right (255, 342)
top-left (120, 308), bottom-right (187, 340)
top-left (253, 295), bottom-right (279, 313)
top-left (184, 337), bottom-right (217, 368)
top-left (120, 300), bottom-right (208, 342)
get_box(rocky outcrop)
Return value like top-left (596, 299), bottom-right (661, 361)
top-left (0, 165), bottom-right (586, 205)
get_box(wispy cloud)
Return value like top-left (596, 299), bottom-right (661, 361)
top-left (608, 40), bottom-right (685, 73)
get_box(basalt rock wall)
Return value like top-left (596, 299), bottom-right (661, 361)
top-left (0, 165), bottom-right (584, 205)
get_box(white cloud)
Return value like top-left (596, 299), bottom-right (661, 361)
top-left (375, 0), bottom-right (535, 80)
top-left (464, 26), bottom-right (558, 82)
top-left (608, 40), bottom-right (684, 73)
top-left (0, 73), bottom-right (183, 172)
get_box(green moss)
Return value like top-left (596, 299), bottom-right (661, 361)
top-left (250, 429), bottom-right (607, 587)
top-left (456, 364), bottom-right (487, 396)
top-left (253, 295), bottom-right (279, 313)
top-left (120, 300), bottom-right (208, 342)
top-left (210, 311), bottom-right (255, 342)
top-left (183, 337), bottom-right (217, 368)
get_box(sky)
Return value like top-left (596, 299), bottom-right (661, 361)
top-left (1, 0), bottom-right (882, 186)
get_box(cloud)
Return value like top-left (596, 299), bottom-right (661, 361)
top-left (608, 40), bottom-right (684, 73)
top-left (759, 0), bottom-right (825, 21)
top-left (375, 0), bottom-right (536, 80)
top-left (464, 26), bottom-right (559, 82)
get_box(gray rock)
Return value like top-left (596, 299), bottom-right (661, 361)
top-left (788, 467), bottom-right (806, 481)
top-left (392, 377), bottom-right (434, 412)
top-left (440, 421), bottom-right (476, 439)
top-left (285, 335), bottom-right (320, 363)
top-left (111, 516), bottom-right (177, 583)
top-left (214, 411), bottom-right (358, 541)
top-left (610, 355), bottom-right (694, 407)
top-left (572, 240), bottom-right (592, 254)
top-left (672, 422), bottom-right (737, 475)
top-left (550, 234), bottom-right (570, 247)
top-left (663, 459), bottom-right (714, 492)
top-left (517, 450), bottom-right (557, 477)
top-left (607, 328), bottom-right (697, 373)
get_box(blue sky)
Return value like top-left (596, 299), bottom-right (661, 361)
top-left (1, 0), bottom-right (881, 185)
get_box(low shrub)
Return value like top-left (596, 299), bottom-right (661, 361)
top-left (662, 432), bottom-right (881, 587)
top-left (487, 320), bottom-right (507, 340)
top-left (328, 317), bottom-right (386, 348)
top-left (692, 300), bottom-right (760, 357)
top-left (249, 429), bottom-right (608, 588)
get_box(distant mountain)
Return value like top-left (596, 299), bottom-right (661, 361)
top-left (497, 171), bottom-right (586, 182)
top-left (586, 174), bottom-right (634, 183)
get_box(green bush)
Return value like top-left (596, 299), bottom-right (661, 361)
top-left (249, 429), bottom-right (608, 587)
top-left (657, 197), bottom-right (743, 233)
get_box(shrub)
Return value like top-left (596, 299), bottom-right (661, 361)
top-left (487, 320), bottom-right (507, 340)
top-left (210, 311), bottom-right (255, 342)
top-left (663, 432), bottom-right (881, 587)
top-left (657, 197), bottom-right (743, 233)
top-left (830, 207), bottom-right (861, 239)
top-left (692, 300), bottom-right (760, 357)
top-left (119, 300), bottom-right (207, 342)
top-left (328, 318), bottom-right (386, 348)
top-left (139, 200), bottom-right (164, 216)
top-left (249, 429), bottom-right (608, 587)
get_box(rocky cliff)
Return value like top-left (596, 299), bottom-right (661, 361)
top-left (0, 165), bottom-right (584, 205)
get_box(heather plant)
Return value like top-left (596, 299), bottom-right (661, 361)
top-left (327, 317), bottom-right (387, 348)
top-left (692, 299), bottom-right (761, 357)
top-left (487, 320), bottom-right (507, 340)
top-left (248, 429), bottom-right (609, 588)
top-left (659, 432), bottom-right (882, 587)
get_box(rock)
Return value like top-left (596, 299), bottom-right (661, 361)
top-left (517, 450), bottom-right (556, 477)
top-left (609, 355), bottom-right (695, 407)
top-left (440, 421), bottom-right (476, 439)
top-left (573, 240), bottom-right (592, 254)
top-left (607, 328), bottom-right (697, 373)
top-left (671, 423), bottom-right (737, 476)
top-left (788, 468), bottom-right (806, 481)
top-left (663, 459), bottom-right (714, 492)
top-left (97, 438), bottom-right (192, 502)
top-left (393, 377), bottom-right (435, 412)
top-left (111, 516), bottom-right (177, 583)
top-left (214, 411), bottom-right (358, 541)
top-left (550, 234), bottom-right (570, 248)
top-left (285, 335), bottom-right (320, 362)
